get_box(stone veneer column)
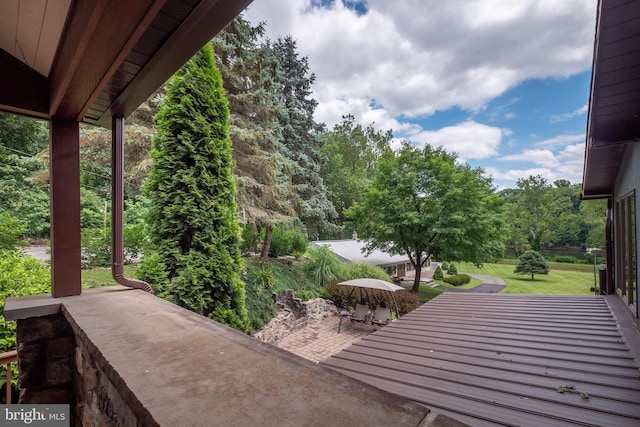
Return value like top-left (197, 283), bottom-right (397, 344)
top-left (16, 313), bottom-right (75, 403)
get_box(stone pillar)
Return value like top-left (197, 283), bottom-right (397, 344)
top-left (16, 313), bottom-right (75, 403)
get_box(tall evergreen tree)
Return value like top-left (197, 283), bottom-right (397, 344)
top-left (145, 44), bottom-right (249, 332)
top-left (212, 17), bottom-right (296, 257)
top-left (272, 36), bottom-right (337, 240)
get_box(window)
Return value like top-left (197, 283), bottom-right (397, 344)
top-left (615, 191), bottom-right (637, 316)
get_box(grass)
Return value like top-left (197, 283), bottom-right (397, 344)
top-left (456, 262), bottom-right (594, 295)
top-left (416, 284), bottom-right (443, 302)
top-left (497, 258), bottom-right (596, 273)
top-left (82, 265), bottom-right (139, 288)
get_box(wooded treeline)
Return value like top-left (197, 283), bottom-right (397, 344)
top-left (0, 16), bottom-right (605, 260)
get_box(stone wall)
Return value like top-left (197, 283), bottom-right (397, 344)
top-left (254, 292), bottom-right (338, 345)
top-left (16, 312), bottom-right (139, 426)
top-left (16, 313), bottom-right (75, 404)
top-left (74, 337), bottom-right (137, 426)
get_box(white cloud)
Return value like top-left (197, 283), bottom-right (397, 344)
top-left (501, 149), bottom-right (559, 168)
top-left (550, 104), bottom-right (589, 122)
top-left (243, 1), bottom-right (596, 188)
top-left (535, 133), bottom-right (585, 148)
top-left (492, 142), bottom-right (585, 188)
top-left (245, 0), bottom-right (595, 126)
top-left (404, 120), bottom-right (506, 160)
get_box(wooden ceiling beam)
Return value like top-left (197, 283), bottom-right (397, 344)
top-left (49, 0), bottom-right (108, 117)
top-left (98, 0), bottom-right (253, 127)
top-left (76, 0), bottom-right (167, 122)
top-left (51, 0), bottom-right (161, 120)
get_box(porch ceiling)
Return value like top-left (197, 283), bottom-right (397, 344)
top-left (0, 0), bottom-right (252, 128)
top-left (583, 0), bottom-right (640, 198)
top-left (322, 293), bottom-right (640, 426)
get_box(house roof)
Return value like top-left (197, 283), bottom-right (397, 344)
top-left (322, 293), bottom-right (640, 426)
top-left (582, 0), bottom-right (640, 199)
top-left (311, 240), bottom-right (410, 267)
top-left (0, 0), bottom-right (252, 128)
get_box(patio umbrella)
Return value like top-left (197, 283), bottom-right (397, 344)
top-left (337, 278), bottom-right (404, 321)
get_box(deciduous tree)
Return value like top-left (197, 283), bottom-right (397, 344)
top-left (348, 143), bottom-right (503, 292)
top-left (319, 115), bottom-right (392, 231)
top-left (0, 113), bottom-right (49, 237)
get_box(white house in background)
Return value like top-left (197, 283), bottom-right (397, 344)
top-left (310, 239), bottom-right (429, 279)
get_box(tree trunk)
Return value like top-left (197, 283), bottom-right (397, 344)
top-left (260, 224), bottom-right (273, 259)
top-left (411, 274), bottom-right (421, 293)
top-left (531, 272), bottom-right (534, 280)
top-left (411, 252), bottom-right (422, 292)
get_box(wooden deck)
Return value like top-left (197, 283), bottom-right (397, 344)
top-left (321, 293), bottom-right (640, 426)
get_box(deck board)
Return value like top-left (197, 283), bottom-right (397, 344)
top-left (322, 294), bottom-right (640, 426)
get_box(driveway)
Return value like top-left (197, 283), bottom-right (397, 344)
top-left (22, 246), bottom-right (50, 262)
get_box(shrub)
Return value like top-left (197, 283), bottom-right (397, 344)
top-left (81, 228), bottom-right (111, 268)
top-left (0, 213), bottom-right (27, 250)
top-left (433, 265), bottom-right (444, 280)
top-left (243, 262), bottom-right (278, 329)
top-left (136, 252), bottom-right (170, 298)
top-left (447, 263), bottom-right (458, 275)
top-left (269, 225), bottom-right (309, 258)
top-left (554, 255), bottom-right (578, 264)
top-left (240, 223), bottom-right (262, 255)
top-left (0, 250), bottom-right (50, 393)
top-left (324, 280), bottom-right (352, 309)
top-left (303, 245), bottom-right (343, 286)
top-left (442, 274), bottom-right (471, 286)
top-left (123, 223), bottom-right (146, 263)
top-left (252, 262), bottom-right (276, 295)
top-left (583, 253), bottom-right (605, 265)
top-left (340, 263), bottom-right (390, 281)
top-left (81, 224), bottom-right (144, 269)
top-left (394, 290), bottom-right (420, 315)
top-left (441, 261), bottom-right (449, 271)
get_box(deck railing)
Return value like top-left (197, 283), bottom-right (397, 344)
top-left (0, 350), bottom-right (17, 404)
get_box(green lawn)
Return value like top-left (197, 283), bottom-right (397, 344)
top-left (416, 284), bottom-right (443, 302)
top-left (455, 262), bottom-right (594, 295)
top-left (82, 265), bottom-right (139, 288)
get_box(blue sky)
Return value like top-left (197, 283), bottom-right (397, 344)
top-left (244, 0), bottom-right (596, 189)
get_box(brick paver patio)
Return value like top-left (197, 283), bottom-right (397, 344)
top-left (278, 314), bottom-right (377, 363)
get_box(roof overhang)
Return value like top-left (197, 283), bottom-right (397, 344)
top-left (0, 0), bottom-right (253, 128)
top-left (582, 0), bottom-right (640, 199)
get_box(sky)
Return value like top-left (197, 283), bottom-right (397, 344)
top-left (243, 0), bottom-right (597, 190)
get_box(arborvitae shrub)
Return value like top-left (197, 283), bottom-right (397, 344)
top-left (447, 263), bottom-right (458, 275)
top-left (433, 265), bottom-right (444, 280)
top-left (145, 44), bottom-right (249, 332)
